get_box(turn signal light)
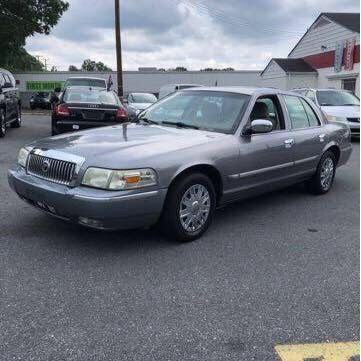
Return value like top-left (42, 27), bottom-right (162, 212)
top-left (56, 103), bottom-right (70, 117)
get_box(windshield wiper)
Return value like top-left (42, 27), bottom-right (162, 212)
top-left (161, 121), bottom-right (199, 130)
top-left (341, 103), bottom-right (359, 106)
top-left (137, 117), bottom-right (159, 125)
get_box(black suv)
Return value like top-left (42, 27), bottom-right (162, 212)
top-left (0, 68), bottom-right (21, 137)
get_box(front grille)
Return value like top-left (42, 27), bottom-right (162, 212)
top-left (27, 154), bottom-right (76, 185)
top-left (347, 117), bottom-right (360, 123)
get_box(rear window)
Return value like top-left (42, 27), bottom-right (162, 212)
top-left (65, 79), bottom-right (106, 88)
top-left (64, 89), bottom-right (118, 104)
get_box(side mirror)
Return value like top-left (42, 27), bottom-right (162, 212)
top-left (244, 119), bottom-right (273, 135)
top-left (54, 87), bottom-right (61, 93)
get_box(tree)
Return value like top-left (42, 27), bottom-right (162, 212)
top-left (0, 0), bottom-right (69, 71)
top-left (50, 66), bottom-right (57, 72)
top-left (174, 66), bottom-right (187, 72)
top-left (81, 59), bottom-right (112, 72)
top-left (68, 65), bottom-right (79, 71)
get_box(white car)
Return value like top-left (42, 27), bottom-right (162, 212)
top-left (159, 84), bottom-right (203, 99)
top-left (123, 92), bottom-right (157, 118)
top-left (303, 88), bottom-right (360, 137)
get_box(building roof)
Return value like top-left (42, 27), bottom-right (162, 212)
top-left (288, 12), bottom-right (360, 57)
top-left (261, 58), bottom-right (317, 76)
top-left (322, 12), bottom-right (360, 33)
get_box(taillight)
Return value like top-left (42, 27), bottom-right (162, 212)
top-left (56, 103), bottom-right (69, 117)
top-left (116, 108), bottom-right (128, 120)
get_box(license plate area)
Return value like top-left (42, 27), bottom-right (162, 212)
top-left (82, 110), bottom-right (103, 121)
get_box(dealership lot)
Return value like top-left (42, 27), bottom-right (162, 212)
top-left (0, 115), bottom-right (359, 360)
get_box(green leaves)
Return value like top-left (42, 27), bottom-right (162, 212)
top-left (0, 0), bottom-right (69, 70)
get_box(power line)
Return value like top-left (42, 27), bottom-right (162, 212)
top-left (174, 0), bottom-right (305, 39)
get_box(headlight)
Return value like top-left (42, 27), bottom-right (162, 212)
top-left (18, 147), bottom-right (31, 168)
top-left (81, 167), bottom-right (157, 190)
top-left (327, 115), bottom-right (347, 123)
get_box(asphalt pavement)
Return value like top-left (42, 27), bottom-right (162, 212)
top-left (0, 115), bottom-right (359, 360)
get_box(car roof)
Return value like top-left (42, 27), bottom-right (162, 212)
top-left (180, 86), bottom-right (300, 96)
top-left (65, 86), bottom-right (109, 91)
top-left (66, 77), bottom-right (106, 81)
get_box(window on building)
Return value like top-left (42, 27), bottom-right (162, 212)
top-left (342, 78), bottom-right (357, 94)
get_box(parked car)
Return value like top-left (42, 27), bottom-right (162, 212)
top-left (159, 84), bottom-right (203, 99)
top-left (295, 88), bottom-right (360, 137)
top-left (0, 68), bottom-right (21, 137)
top-left (51, 86), bottom-right (128, 135)
top-left (30, 92), bottom-right (52, 110)
top-left (9, 87), bottom-right (352, 242)
top-left (123, 92), bottom-right (157, 119)
top-left (55, 77), bottom-right (107, 93)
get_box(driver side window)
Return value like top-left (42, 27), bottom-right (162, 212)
top-left (249, 95), bottom-right (285, 131)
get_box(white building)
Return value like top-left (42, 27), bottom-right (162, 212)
top-left (261, 12), bottom-right (360, 95)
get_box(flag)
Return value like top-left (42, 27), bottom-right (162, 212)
top-left (107, 75), bottom-right (113, 90)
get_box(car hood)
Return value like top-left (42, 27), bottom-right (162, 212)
top-left (29, 124), bottom-right (227, 168)
top-left (129, 102), bottom-right (153, 110)
top-left (321, 105), bottom-right (360, 118)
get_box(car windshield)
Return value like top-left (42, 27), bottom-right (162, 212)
top-left (130, 93), bottom-right (157, 103)
top-left (64, 88), bottom-right (117, 104)
top-left (139, 90), bottom-right (250, 134)
top-left (65, 79), bottom-right (106, 88)
top-left (316, 90), bottom-right (360, 106)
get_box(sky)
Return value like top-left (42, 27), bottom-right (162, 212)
top-left (25, 0), bottom-right (360, 71)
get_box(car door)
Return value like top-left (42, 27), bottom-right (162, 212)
top-left (233, 94), bottom-right (296, 195)
top-left (282, 94), bottom-right (325, 176)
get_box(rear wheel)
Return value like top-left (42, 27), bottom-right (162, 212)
top-left (0, 110), bottom-right (6, 137)
top-left (160, 173), bottom-right (216, 242)
top-left (305, 151), bottom-right (336, 194)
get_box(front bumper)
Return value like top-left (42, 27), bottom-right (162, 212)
top-left (8, 165), bottom-right (167, 230)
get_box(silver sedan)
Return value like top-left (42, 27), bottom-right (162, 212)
top-left (8, 87), bottom-right (352, 242)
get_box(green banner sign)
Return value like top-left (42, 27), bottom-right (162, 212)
top-left (26, 81), bottom-right (64, 91)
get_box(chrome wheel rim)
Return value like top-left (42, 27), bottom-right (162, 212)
top-left (320, 157), bottom-right (334, 190)
top-left (179, 184), bottom-right (211, 232)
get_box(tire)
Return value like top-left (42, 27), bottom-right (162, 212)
top-left (11, 105), bottom-right (22, 128)
top-left (305, 150), bottom-right (336, 195)
top-left (0, 110), bottom-right (6, 137)
top-left (51, 116), bottom-right (58, 136)
top-left (159, 173), bottom-right (216, 242)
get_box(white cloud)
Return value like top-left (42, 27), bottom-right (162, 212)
top-left (25, 0), bottom-right (360, 71)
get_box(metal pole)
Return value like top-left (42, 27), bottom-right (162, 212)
top-left (115, 0), bottom-right (123, 96)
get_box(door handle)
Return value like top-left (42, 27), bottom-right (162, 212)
top-left (284, 138), bottom-right (294, 148)
top-left (319, 134), bottom-right (326, 142)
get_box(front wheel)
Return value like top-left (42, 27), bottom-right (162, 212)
top-left (160, 173), bottom-right (216, 242)
top-left (305, 151), bottom-right (336, 194)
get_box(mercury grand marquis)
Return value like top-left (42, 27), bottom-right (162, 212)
top-left (8, 87), bottom-right (352, 242)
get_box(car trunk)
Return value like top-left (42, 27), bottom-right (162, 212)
top-left (67, 103), bottom-right (119, 122)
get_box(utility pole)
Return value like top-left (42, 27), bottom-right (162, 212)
top-left (114, 0), bottom-right (123, 96)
